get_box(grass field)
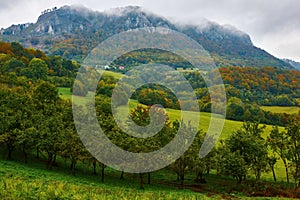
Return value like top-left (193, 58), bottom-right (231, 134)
top-left (58, 71), bottom-right (124, 105)
top-left (58, 87), bottom-right (95, 105)
top-left (0, 153), bottom-right (294, 199)
top-left (260, 106), bottom-right (299, 114)
top-left (98, 70), bottom-right (124, 79)
top-left (0, 159), bottom-right (212, 199)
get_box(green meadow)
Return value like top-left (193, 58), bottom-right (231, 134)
top-left (0, 152), bottom-right (292, 200)
top-left (0, 159), bottom-right (212, 199)
top-left (260, 106), bottom-right (299, 114)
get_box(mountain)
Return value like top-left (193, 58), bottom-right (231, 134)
top-left (282, 59), bottom-right (300, 71)
top-left (0, 5), bottom-right (293, 69)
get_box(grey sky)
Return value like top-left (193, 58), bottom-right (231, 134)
top-left (1, 0), bottom-right (299, 61)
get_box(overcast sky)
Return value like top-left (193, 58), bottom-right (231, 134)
top-left (1, 0), bottom-right (299, 61)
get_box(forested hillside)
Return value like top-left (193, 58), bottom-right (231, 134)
top-left (1, 41), bottom-right (298, 126)
top-left (0, 41), bottom-right (79, 86)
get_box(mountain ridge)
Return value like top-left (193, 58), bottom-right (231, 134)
top-left (0, 5), bottom-right (293, 69)
top-left (282, 58), bottom-right (300, 71)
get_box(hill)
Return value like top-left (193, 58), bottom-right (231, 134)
top-left (1, 41), bottom-right (300, 198)
top-left (0, 5), bottom-right (293, 69)
top-left (282, 58), bottom-right (300, 71)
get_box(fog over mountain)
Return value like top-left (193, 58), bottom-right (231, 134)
top-left (0, 5), bottom-right (293, 69)
top-left (0, 0), bottom-right (299, 62)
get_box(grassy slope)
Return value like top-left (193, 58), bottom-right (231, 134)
top-left (1, 152), bottom-right (293, 199)
top-left (0, 159), bottom-right (212, 199)
top-left (99, 70), bottom-right (124, 79)
top-left (260, 106), bottom-right (299, 114)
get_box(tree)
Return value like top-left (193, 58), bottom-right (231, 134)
top-left (27, 58), bottom-right (48, 80)
top-left (226, 97), bottom-right (245, 121)
top-left (33, 82), bottom-right (59, 104)
top-left (188, 130), bottom-right (216, 183)
top-left (218, 148), bottom-right (247, 183)
top-left (48, 56), bottom-right (63, 76)
top-left (127, 105), bottom-right (171, 189)
top-left (169, 121), bottom-right (196, 185)
top-left (11, 42), bottom-right (25, 58)
top-left (285, 116), bottom-right (300, 189)
top-left (267, 155), bottom-right (277, 182)
top-left (219, 122), bottom-right (268, 182)
top-left (36, 110), bottom-right (64, 170)
top-left (0, 86), bottom-right (32, 160)
top-left (16, 127), bottom-right (36, 164)
top-left (267, 126), bottom-right (290, 183)
top-left (32, 82), bottom-right (62, 170)
top-left (99, 162), bottom-right (106, 183)
top-left (60, 101), bottom-right (87, 175)
top-left (3, 58), bottom-right (25, 73)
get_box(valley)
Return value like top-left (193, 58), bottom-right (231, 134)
top-left (0, 4), bottom-right (300, 200)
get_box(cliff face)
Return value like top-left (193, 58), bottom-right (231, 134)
top-left (0, 5), bottom-right (292, 69)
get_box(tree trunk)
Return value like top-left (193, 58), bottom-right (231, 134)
top-left (120, 171), bottom-right (124, 180)
top-left (139, 173), bottom-right (144, 189)
top-left (93, 159), bottom-right (97, 175)
top-left (48, 155), bottom-right (53, 170)
top-left (206, 166), bottom-right (210, 174)
top-left (176, 173), bottom-right (180, 182)
top-left (36, 147), bottom-right (40, 160)
top-left (48, 161), bottom-right (53, 170)
top-left (237, 176), bottom-right (242, 184)
top-left (180, 174), bottom-right (184, 185)
top-left (294, 167), bottom-right (299, 190)
top-left (197, 171), bottom-right (203, 180)
top-left (7, 145), bottom-right (13, 160)
top-left (48, 154), bottom-right (57, 169)
top-left (283, 159), bottom-right (289, 183)
top-left (23, 147), bottom-right (28, 164)
top-left (132, 173), bottom-right (137, 185)
top-left (255, 170), bottom-right (261, 181)
top-left (147, 172), bottom-right (151, 184)
top-left (271, 165), bottom-right (277, 182)
top-left (71, 161), bottom-right (76, 176)
top-left (101, 164), bottom-right (105, 183)
top-left (53, 154), bottom-right (57, 163)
